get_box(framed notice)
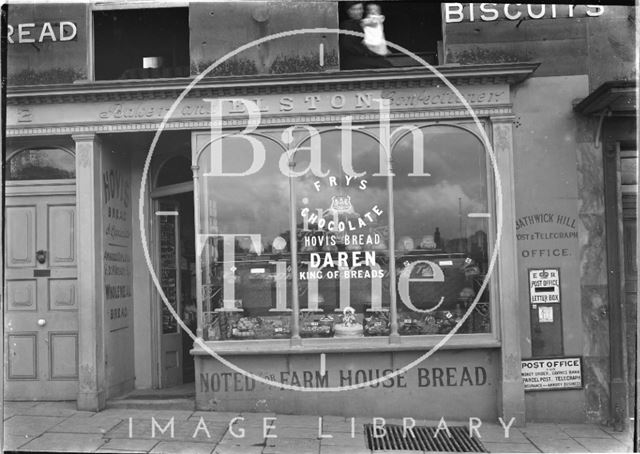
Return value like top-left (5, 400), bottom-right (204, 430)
top-left (521, 357), bottom-right (583, 391)
top-left (528, 268), bottom-right (560, 304)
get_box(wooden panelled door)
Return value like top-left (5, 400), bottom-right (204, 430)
top-left (622, 195), bottom-right (637, 420)
top-left (5, 190), bottom-right (79, 400)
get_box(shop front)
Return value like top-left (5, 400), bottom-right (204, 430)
top-left (6, 64), bottom-right (534, 421)
top-left (5, 1), bottom-right (635, 428)
top-left (182, 67), bottom-right (530, 420)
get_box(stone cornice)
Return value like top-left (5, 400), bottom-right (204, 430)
top-left (6, 105), bottom-right (514, 137)
top-left (7, 62), bottom-right (539, 106)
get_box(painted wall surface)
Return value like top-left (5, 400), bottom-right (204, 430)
top-left (130, 141), bottom-right (155, 390)
top-left (444, 5), bottom-right (635, 84)
top-left (195, 349), bottom-right (499, 419)
top-left (511, 75), bottom-right (610, 423)
top-left (189, 2), bottom-right (339, 75)
top-left (101, 146), bottom-right (135, 398)
top-left (7, 3), bottom-right (87, 85)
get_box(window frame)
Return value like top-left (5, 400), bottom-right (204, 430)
top-left (192, 119), bottom-right (500, 352)
top-left (5, 146), bottom-right (76, 184)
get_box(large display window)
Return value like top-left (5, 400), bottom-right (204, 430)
top-left (194, 122), bottom-right (493, 344)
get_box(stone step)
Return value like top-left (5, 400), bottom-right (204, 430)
top-left (106, 398), bottom-right (195, 411)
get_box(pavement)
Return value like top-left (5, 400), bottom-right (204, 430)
top-left (1, 401), bottom-right (635, 453)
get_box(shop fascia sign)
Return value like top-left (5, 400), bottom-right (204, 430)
top-left (444, 3), bottom-right (604, 23)
top-left (7, 21), bottom-right (77, 43)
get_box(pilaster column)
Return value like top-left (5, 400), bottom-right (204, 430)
top-left (73, 134), bottom-right (106, 411)
top-left (492, 117), bottom-right (526, 426)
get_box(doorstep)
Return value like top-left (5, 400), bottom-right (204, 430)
top-left (107, 383), bottom-right (196, 411)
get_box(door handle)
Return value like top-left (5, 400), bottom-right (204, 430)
top-left (36, 250), bottom-right (47, 264)
top-left (37, 319), bottom-right (46, 327)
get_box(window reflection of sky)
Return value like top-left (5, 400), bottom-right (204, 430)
top-left (196, 125), bottom-right (491, 332)
top-left (197, 126), bottom-right (488, 249)
top-left (198, 137), bottom-right (290, 248)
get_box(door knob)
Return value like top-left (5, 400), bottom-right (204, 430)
top-left (37, 319), bottom-right (46, 327)
top-left (36, 250), bottom-right (47, 264)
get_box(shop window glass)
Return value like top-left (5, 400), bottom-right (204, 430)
top-left (195, 123), bottom-right (493, 343)
top-left (6, 148), bottom-right (75, 180)
top-left (393, 125), bottom-right (491, 334)
top-left (293, 130), bottom-right (391, 337)
top-left (198, 135), bottom-right (293, 340)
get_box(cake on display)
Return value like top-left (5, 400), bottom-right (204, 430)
top-left (333, 306), bottom-right (364, 337)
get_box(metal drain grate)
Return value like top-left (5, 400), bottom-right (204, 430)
top-left (364, 424), bottom-right (488, 452)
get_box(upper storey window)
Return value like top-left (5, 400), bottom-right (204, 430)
top-left (339, 1), bottom-right (442, 70)
top-left (94, 7), bottom-right (190, 81)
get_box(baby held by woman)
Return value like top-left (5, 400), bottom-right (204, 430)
top-left (362, 3), bottom-right (389, 56)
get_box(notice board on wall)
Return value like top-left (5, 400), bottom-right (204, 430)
top-left (521, 357), bottom-right (582, 391)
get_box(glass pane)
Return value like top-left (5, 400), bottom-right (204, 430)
top-left (7, 148), bottom-right (75, 180)
top-left (294, 129), bottom-right (391, 338)
top-left (197, 135), bottom-right (292, 340)
top-left (393, 125), bottom-right (491, 335)
top-left (159, 201), bottom-right (179, 334)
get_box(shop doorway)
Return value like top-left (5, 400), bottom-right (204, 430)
top-left (152, 156), bottom-right (196, 389)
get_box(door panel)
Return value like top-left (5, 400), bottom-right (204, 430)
top-left (7, 334), bottom-right (38, 379)
top-left (49, 333), bottom-right (78, 379)
top-left (7, 280), bottom-right (37, 311)
top-left (49, 279), bottom-right (77, 310)
top-left (6, 206), bottom-right (36, 267)
top-left (4, 193), bottom-right (78, 400)
top-left (48, 205), bottom-right (76, 266)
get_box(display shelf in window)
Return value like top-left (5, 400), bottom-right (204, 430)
top-left (204, 312), bottom-right (291, 340)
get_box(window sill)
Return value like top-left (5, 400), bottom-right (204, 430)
top-left (191, 333), bottom-right (499, 356)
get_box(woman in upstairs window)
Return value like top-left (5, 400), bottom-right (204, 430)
top-left (339, 1), bottom-right (392, 70)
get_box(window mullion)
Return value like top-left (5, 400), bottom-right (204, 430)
top-left (289, 160), bottom-right (302, 343)
top-left (387, 157), bottom-right (400, 341)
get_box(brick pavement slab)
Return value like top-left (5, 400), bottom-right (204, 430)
top-left (529, 437), bottom-right (591, 452)
top-left (97, 437), bottom-right (160, 453)
top-left (264, 442), bottom-right (319, 454)
top-left (558, 423), bottom-right (614, 438)
top-left (573, 436), bottom-right (632, 452)
top-left (18, 432), bottom-right (106, 452)
top-left (211, 444), bottom-right (264, 454)
top-left (48, 415), bottom-right (122, 434)
top-left (483, 441), bottom-right (541, 452)
top-left (611, 431), bottom-right (633, 445)
top-left (3, 402), bottom-right (38, 419)
top-left (3, 434), bottom-right (36, 451)
top-left (474, 424), bottom-right (529, 443)
top-left (319, 447), bottom-right (371, 454)
top-left (98, 409), bottom-right (195, 420)
top-left (149, 440), bottom-right (215, 454)
top-left (322, 420), bottom-right (361, 434)
top-left (269, 425), bottom-right (320, 439)
top-left (217, 431), bottom-right (266, 445)
top-left (320, 433), bottom-right (369, 446)
top-left (519, 425), bottom-right (572, 440)
top-left (106, 418), bottom-right (227, 442)
top-left (268, 414), bottom-right (320, 428)
top-left (20, 401), bottom-right (80, 417)
top-left (4, 415), bottom-right (67, 436)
